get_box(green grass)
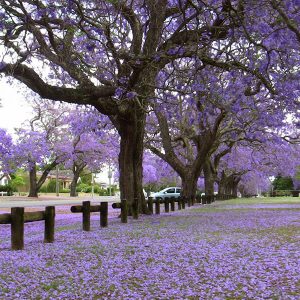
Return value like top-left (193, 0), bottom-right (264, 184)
top-left (217, 196), bottom-right (300, 205)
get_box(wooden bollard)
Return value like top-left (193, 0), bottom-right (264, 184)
top-left (177, 198), bottom-right (182, 210)
top-left (182, 197), bottom-right (186, 209)
top-left (147, 197), bottom-right (153, 214)
top-left (155, 199), bottom-right (160, 214)
top-left (100, 202), bottom-right (108, 227)
top-left (71, 205), bottom-right (101, 212)
top-left (170, 197), bottom-right (175, 211)
top-left (132, 197), bottom-right (139, 220)
top-left (82, 201), bottom-right (91, 231)
top-left (121, 199), bottom-right (127, 223)
top-left (187, 197), bottom-right (191, 207)
top-left (11, 207), bottom-right (24, 250)
top-left (164, 197), bottom-right (170, 213)
top-left (44, 206), bottom-right (55, 243)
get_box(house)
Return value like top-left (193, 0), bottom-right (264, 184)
top-left (0, 172), bottom-right (11, 186)
top-left (38, 170), bottom-right (73, 189)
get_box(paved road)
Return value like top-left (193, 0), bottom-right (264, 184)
top-left (0, 195), bottom-right (120, 208)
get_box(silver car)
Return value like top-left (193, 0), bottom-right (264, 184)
top-left (151, 187), bottom-right (181, 200)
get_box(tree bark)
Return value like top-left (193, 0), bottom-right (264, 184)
top-left (218, 172), bottom-right (241, 198)
top-left (230, 176), bottom-right (241, 198)
top-left (203, 160), bottom-right (216, 196)
top-left (28, 160), bottom-right (59, 197)
top-left (181, 172), bottom-right (198, 200)
top-left (70, 172), bottom-right (80, 197)
top-left (70, 163), bottom-right (85, 197)
top-left (28, 163), bottom-right (38, 197)
top-left (115, 111), bottom-right (148, 217)
top-left (218, 172), bottom-right (229, 196)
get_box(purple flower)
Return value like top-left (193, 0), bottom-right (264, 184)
top-left (126, 91), bottom-right (137, 99)
top-left (0, 61), bottom-right (6, 71)
top-left (115, 87), bottom-right (124, 98)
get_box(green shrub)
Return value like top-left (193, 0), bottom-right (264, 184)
top-left (272, 176), bottom-right (294, 190)
top-left (85, 186), bottom-right (93, 193)
top-left (10, 176), bottom-right (25, 191)
top-left (60, 188), bottom-right (70, 193)
top-left (76, 183), bottom-right (101, 193)
top-left (99, 189), bottom-right (107, 196)
top-left (106, 186), bottom-right (115, 196)
top-left (0, 184), bottom-right (16, 195)
top-left (47, 180), bottom-right (58, 193)
top-left (76, 183), bottom-right (90, 193)
top-left (39, 185), bottom-right (48, 193)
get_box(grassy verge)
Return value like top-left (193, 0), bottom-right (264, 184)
top-left (216, 196), bottom-right (300, 205)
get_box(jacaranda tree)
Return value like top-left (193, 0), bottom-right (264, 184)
top-left (0, 1), bottom-right (299, 214)
top-left (0, 128), bottom-right (13, 175)
top-left (56, 106), bottom-right (119, 197)
top-left (13, 99), bottom-right (69, 197)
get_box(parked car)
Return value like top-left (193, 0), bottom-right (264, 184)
top-left (151, 187), bottom-right (181, 201)
top-left (143, 189), bottom-right (148, 199)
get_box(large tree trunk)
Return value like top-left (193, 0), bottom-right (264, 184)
top-left (204, 177), bottom-right (215, 196)
top-left (230, 176), bottom-right (241, 198)
top-left (116, 111), bottom-right (148, 217)
top-left (28, 160), bottom-right (59, 198)
top-left (218, 175), bottom-right (228, 196)
top-left (70, 174), bottom-right (80, 197)
top-left (70, 163), bottom-right (85, 197)
top-left (203, 160), bottom-right (215, 196)
top-left (181, 171), bottom-right (198, 201)
top-left (28, 163), bottom-right (38, 197)
top-left (218, 172), bottom-right (241, 198)
top-left (70, 172), bottom-right (80, 197)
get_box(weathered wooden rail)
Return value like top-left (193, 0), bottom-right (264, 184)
top-left (0, 206), bottom-right (55, 250)
top-left (0, 194), bottom-right (234, 251)
top-left (0, 197), bottom-right (120, 250)
top-left (70, 200), bottom-right (128, 231)
top-left (112, 194), bottom-right (234, 216)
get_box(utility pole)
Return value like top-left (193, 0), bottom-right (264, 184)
top-left (91, 173), bottom-right (94, 199)
top-left (56, 165), bottom-right (59, 197)
top-left (108, 164), bottom-right (112, 196)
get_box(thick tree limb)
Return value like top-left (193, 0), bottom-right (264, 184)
top-left (0, 63), bottom-right (119, 115)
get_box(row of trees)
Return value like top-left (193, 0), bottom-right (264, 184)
top-left (1, 97), bottom-right (298, 200)
top-left (0, 1), bottom-right (300, 216)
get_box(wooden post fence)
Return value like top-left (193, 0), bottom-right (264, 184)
top-left (182, 197), bottom-right (186, 209)
top-left (155, 199), bottom-right (160, 214)
top-left (170, 197), bottom-right (175, 211)
top-left (177, 198), bottom-right (182, 210)
top-left (44, 206), bottom-right (55, 243)
top-left (11, 207), bottom-right (24, 250)
top-left (82, 201), bottom-right (91, 231)
top-left (0, 206), bottom-right (55, 250)
top-left (71, 201), bottom-right (109, 229)
top-left (100, 202), bottom-right (108, 227)
top-left (164, 197), bottom-right (170, 213)
top-left (147, 197), bottom-right (154, 214)
top-left (132, 197), bottom-right (139, 220)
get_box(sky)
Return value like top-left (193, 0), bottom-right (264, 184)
top-left (0, 78), bottom-right (33, 134)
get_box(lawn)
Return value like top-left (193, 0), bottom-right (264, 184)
top-left (1, 197), bottom-right (300, 299)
